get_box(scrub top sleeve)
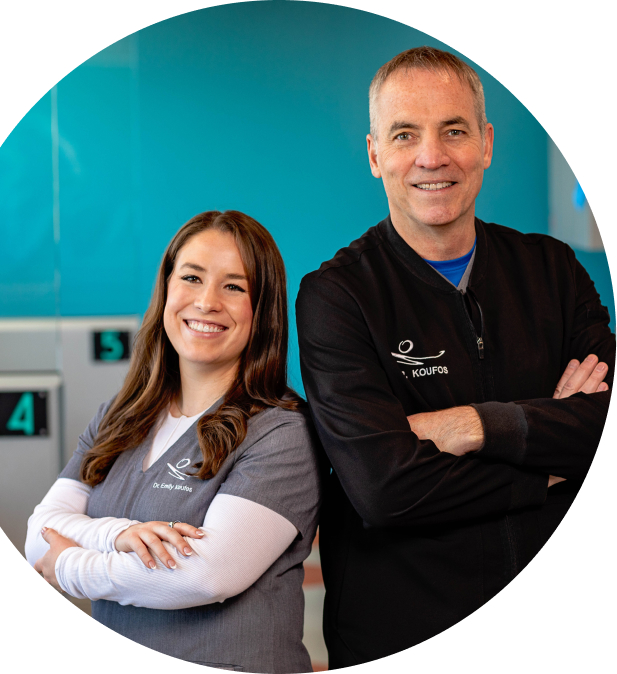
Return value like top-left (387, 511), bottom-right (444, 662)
top-left (59, 398), bottom-right (115, 481)
top-left (217, 410), bottom-right (322, 539)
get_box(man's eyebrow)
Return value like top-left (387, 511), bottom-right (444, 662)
top-left (441, 116), bottom-right (471, 128)
top-left (387, 121), bottom-right (420, 135)
top-left (387, 117), bottom-right (472, 136)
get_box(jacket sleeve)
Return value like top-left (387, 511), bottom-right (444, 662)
top-left (296, 272), bottom-right (548, 529)
top-left (471, 253), bottom-right (615, 480)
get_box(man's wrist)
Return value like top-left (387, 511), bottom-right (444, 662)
top-left (470, 401), bottom-right (528, 464)
top-left (445, 406), bottom-right (484, 453)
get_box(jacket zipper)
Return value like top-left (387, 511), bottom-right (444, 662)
top-left (462, 288), bottom-right (520, 586)
top-left (460, 289), bottom-right (485, 360)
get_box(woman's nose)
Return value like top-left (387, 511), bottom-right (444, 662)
top-left (194, 284), bottom-right (222, 312)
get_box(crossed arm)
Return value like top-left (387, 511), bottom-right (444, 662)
top-left (30, 486), bottom-right (297, 605)
top-left (407, 354), bottom-right (609, 484)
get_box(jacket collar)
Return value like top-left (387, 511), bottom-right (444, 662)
top-left (377, 214), bottom-right (488, 291)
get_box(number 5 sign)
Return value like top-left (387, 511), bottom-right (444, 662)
top-left (92, 330), bottom-right (130, 362)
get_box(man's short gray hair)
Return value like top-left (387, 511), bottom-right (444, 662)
top-left (369, 46), bottom-right (488, 139)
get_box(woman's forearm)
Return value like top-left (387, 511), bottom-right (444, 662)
top-left (25, 478), bottom-right (138, 564)
top-left (55, 494), bottom-right (298, 609)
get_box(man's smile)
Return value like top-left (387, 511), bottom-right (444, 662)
top-left (412, 181), bottom-right (456, 191)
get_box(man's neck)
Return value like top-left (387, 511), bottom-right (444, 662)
top-left (390, 213), bottom-right (477, 261)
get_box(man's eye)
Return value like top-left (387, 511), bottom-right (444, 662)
top-left (448, 129), bottom-right (464, 136)
top-left (395, 132), bottom-right (411, 141)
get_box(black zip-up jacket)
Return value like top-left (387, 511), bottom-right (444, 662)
top-left (296, 216), bottom-right (614, 667)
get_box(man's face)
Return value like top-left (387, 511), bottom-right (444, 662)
top-left (367, 68), bottom-right (493, 236)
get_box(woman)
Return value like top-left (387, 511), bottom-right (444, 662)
top-left (26, 210), bottom-right (322, 673)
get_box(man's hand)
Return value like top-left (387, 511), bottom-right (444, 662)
top-left (34, 527), bottom-right (80, 592)
top-left (548, 355), bottom-right (609, 486)
top-left (407, 406), bottom-right (484, 456)
top-left (553, 355), bottom-right (609, 398)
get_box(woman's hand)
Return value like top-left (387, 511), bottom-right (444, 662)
top-left (114, 521), bottom-right (205, 569)
top-left (34, 527), bottom-right (80, 592)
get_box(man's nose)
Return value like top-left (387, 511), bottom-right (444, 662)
top-left (194, 284), bottom-right (222, 312)
top-left (414, 135), bottom-right (450, 170)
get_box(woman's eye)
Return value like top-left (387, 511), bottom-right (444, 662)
top-left (181, 275), bottom-right (200, 283)
top-left (226, 284), bottom-right (247, 293)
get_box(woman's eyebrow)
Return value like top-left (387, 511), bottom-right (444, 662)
top-left (179, 263), bottom-right (247, 281)
top-left (179, 262), bottom-right (206, 272)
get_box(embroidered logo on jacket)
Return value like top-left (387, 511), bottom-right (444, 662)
top-left (392, 340), bottom-right (448, 378)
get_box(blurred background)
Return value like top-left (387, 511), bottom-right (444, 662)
top-left (0, 2), bottom-right (612, 671)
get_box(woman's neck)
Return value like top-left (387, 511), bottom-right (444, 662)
top-left (172, 361), bottom-right (239, 417)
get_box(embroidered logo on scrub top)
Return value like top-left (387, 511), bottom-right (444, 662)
top-left (168, 458), bottom-right (191, 480)
top-left (152, 459), bottom-right (194, 493)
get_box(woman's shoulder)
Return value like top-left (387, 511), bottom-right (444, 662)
top-left (247, 398), bottom-right (312, 436)
top-left (242, 397), bottom-right (322, 461)
top-left (85, 397), bottom-right (116, 434)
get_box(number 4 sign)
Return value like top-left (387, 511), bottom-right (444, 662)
top-left (0, 391), bottom-right (48, 436)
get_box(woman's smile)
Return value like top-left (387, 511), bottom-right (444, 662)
top-left (184, 319), bottom-right (227, 334)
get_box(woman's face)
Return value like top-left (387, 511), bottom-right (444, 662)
top-left (163, 229), bottom-right (253, 378)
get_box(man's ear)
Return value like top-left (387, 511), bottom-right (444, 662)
top-left (483, 123), bottom-right (494, 170)
top-left (367, 134), bottom-right (382, 178)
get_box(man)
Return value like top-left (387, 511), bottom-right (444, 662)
top-left (296, 47), bottom-right (614, 667)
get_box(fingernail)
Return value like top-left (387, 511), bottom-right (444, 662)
top-left (184, 547), bottom-right (192, 555)
top-left (41, 527), bottom-right (47, 534)
top-left (148, 561), bottom-right (155, 569)
top-left (596, 363), bottom-right (607, 372)
top-left (196, 530), bottom-right (205, 536)
top-left (168, 561), bottom-right (177, 569)
top-left (568, 360), bottom-right (577, 369)
top-left (585, 355), bottom-right (596, 363)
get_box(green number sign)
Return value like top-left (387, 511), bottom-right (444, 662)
top-left (93, 330), bottom-right (130, 362)
top-left (0, 391), bottom-right (48, 436)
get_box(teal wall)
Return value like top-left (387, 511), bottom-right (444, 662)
top-left (0, 2), bottom-right (612, 392)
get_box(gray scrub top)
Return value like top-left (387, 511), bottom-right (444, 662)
top-left (60, 398), bottom-right (322, 673)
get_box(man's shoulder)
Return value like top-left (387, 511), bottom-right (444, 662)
top-left (300, 220), bottom-right (387, 290)
top-left (482, 220), bottom-right (572, 254)
top-left (480, 219), bottom-right (577, 274)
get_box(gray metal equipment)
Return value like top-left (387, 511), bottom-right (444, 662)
top-left (0, 374), bottom-right (62, 551)
top-left (60, 316), bottom-right (140, 466)
top-left (0, 315), bottom-right (139, 555)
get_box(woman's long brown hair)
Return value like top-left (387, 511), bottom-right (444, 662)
top-left (80, 210), bottom-right (299, 486)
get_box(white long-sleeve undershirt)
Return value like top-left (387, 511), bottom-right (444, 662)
top-left (26, 410), bottom-right (299, 609)
top-left (25, 478), bottom-right (140, 565)
top-left (55, 493), bottom-right (298, 609)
